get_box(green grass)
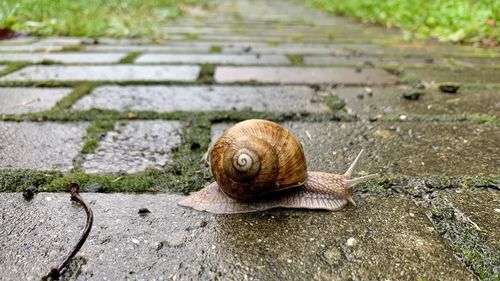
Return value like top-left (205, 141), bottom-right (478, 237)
top-left (0, 0), bottom-right (212, 38)
top-left (306, 0), bottom-right (499, 44)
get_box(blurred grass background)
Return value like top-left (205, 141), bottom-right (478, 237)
top-left (0, 0), bottom-right (212, 38)
top-left (306, 0), bottom-right (499, 44)
top-left (1, 0), bottom-right (498, 45)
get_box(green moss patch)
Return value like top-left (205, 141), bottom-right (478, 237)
top-left (0, 62), bottom-right (30, 78)
top-left (118, 52), bottom-right (142, 64)
top-left (60, 45), bottom-right (84, 52)
top-left (197, 64), bottom-right (215, 84)
top-left (0, 169), bottom-right (63, 192)
top-left (185, 33), bottom-right (199, 40)
top-left (426, 194), bottom-right (500, 280)
top-left (209, 45), bottom-right (223, 53)
top-left (266, 40), bottom-right (280, 47)
top-left (52, 83), bottom-right (97, 110)
top-left (287, 55), bottom-right (304, 65)
top-left (81, 118), bottom-right (116, 154)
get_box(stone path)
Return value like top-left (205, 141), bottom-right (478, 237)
top-left (0, 0), bottom-right (498, 280)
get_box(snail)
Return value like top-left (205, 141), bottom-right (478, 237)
top-left (179, 119), bottom-right (378, 214)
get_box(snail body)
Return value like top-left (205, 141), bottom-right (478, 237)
top-left (179, 119), bottom-right (378, 214)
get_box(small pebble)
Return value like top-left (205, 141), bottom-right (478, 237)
top-left (22, 186), bottom-right (37, 200)
top-left (357, 93), bottom-right (364, 99)
top-left (138, 208), bottom-right (151, 214)
top-left (401, 92), bottom-right (423, 100)
top-left (494, 208), bottom-right (500, 213)
top-left (346, 237), bottom-right (358, 247)
top-left (439, 84), bottom-right (460, 94)
top-left (131, 239), bottom-right (140, 245)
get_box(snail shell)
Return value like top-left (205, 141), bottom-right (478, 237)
top-left (210, 119), bottom-right (307, 200)
top-left (179, 119), bottom-right (378, 214)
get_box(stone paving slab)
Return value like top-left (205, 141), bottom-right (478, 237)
top-left (0, 36), bottom-right (38, 45)
top-left (72, 85), bottom-right (329, 113)
top-left (405, 67), bottom-right (500, 84)
top-left (82, 121), bottom-right (183, 174)
top-left (0, 44), bottom-right (63, 52)
top-left (83, 44), bottom-right (212, 53)
top-left (0, 193), bottom-right (474, 280)
top-left (0, 53), bottom-right (128, 63)
top-left (212, 121), bottom-right (500, 176)
top-left (332, 86), bottom-right (500, 118)
top-left (224, 44), bottom-right (351, 55)
top-left (0, 65), bottom-right (200, 82)
top-left (215, 66), bottom-right (400, 85)
top-left (454, 57), bottom-right (500, 67)
top-left (0, 122), bottom-right (87, 172)
top-left (304, 56), bottom-right (441, 66)
top-left (135, 53), bottom-right (290, 65)
top-left (343, 44), bottom-right (496, 58)
top-left (35, 37), bottom-right (83, 46)
top-left (0, 87), bottom-right (72, 114)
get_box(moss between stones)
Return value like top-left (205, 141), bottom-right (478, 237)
top-left (1, 108), bottom-right (342, 123)
top-left (0, 169), bottom-right (63, 192)
top-left (118, 52), bottom-right (142, 64)
top-left (2, 168), bottom-right (497, 194)
top-left (286, 54), bottom-right (304, 65)
top-left (0, 62), bottom-right (30, 78)
top-left (81, 118), bottom-right (116, 154)
top-left (197, 64), bottom-right (215, 84)
top-left (209, 45), bottom-right (223, 53)
top-left (0, 119), bottom-right (212, 194)
top-left (379, 113), bottom-right (499, 126)
top-left (52, 83), bottom-right (97, 110)
top-left (185, 33), bottom-right (199, 40)
top-left (60, 45), bottom-right (84, 52)
top-left (323, 94), bottom-right (346, 111)
top-left (426, 194), bottom-right (500, 280)
top-left (266, 40), bottom-right (280, 47)
top-left (288, 34), bottom-right (304, 42)
top-left (354, 174), bottom-right (499, 197)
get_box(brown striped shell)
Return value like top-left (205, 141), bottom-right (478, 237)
top-left (210, 119), bottom-right (307, 200)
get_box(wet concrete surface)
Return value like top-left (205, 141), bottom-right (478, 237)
top-left (332, 86), bottom-right (500, 118)
top-left (344, 43), bottom-right (497, 58)
top-left (82, 121), bottom-right (183, 174)
top-left (72, 85), bottom-right (329, 113)
top-left (136, 54), bottom-right (290, 65)
top-left (0, 65), bottom-right (200, 82)
top-left (0, 193), bottom-right (474, 280)
top-left (212, 121), bottom-right (500, 176)
top-left (215, 66), bottom-right (400, 85)
top-left (0, 122), bottom-right (88, 171)
top-left (0, 52), bottom-right (128, 64)
top-left (304, 56), bottom-right (444, 66)
top-left (0, 87), bottom-right (72, 114)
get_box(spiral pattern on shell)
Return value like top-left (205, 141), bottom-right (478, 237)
top-left (210, 119), bottom-right (308, 200)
